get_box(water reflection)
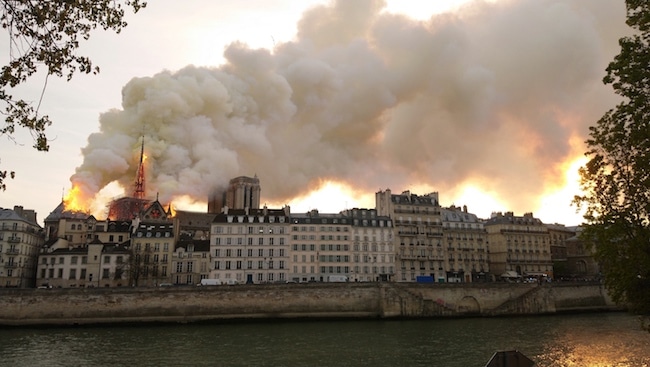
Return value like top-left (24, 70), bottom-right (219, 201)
top-left (535, 313), bottom-right (650, 367)
top-left (0, 313), bottom-right (648, 367)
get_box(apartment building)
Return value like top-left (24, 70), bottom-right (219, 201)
top-left (36, 240), bottom-right (130, 288)
top-left (547, 223), bottom-right (576, 279)
top-left (440, 205), bottom-right (489, 282)
top-left (0, 206), bottom-right (45, 288)
top-left (210, 206), bottom-right (290, 284)
top-left (375, 189), bottom-right (444, 282)
top-left (564, 228), bottom-right (600, 280)
top-left (129, 201), bottom-right (177, 287)
top-left (290, 210), bottom-right (352, 282)
top-left (485, 212), bottom-right (552, 279)
top-left (343, 208), bottom-right (394, 282)
top-left (172, 238), bottom-right (211, 285)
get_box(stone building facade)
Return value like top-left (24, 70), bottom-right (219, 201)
top-left (172, 238), bottom-right (211, 285)
top-left (36, 240), bottom-right (130, 288)
top-left (375, 189), bottom-right (444, 282)
top-left (344, 208), bottom-right (394, 282)
top-left (485, 212), bottom-right (552, 279)
top-left (210, 206), bottom-right (291, 284)
top-left (290, 210), bottom-right (352, 282)
top-left (440, 205), bottom-right (489, 282)
top-left (0, 206), bottom-right (45, 288)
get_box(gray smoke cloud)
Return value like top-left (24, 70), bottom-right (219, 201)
top-left (70, 0), bottom-right (627, 213)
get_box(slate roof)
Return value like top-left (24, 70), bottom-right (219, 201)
top-left (44, 201), bottom-right (90, 222)
top-left (0, 207), bottom-right (41, 227)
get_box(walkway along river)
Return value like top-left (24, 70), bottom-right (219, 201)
top-left (0, 282), bottom-right (619, 326)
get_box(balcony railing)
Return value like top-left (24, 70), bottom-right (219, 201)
top-left (5, 248), bottom-right (19, 255)
top-left (4, 262), bottom-right (17, 268)
top-left (7, 237), bottom-right (21, 243)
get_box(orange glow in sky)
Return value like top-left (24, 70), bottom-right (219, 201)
top-left (269, 181), bottom-right (374, 213)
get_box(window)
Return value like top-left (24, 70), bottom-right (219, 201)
top-left (103, 256), bottom-right (110, 264)
top-left (80, 269), bottom-right (86, 280)
top-left (102, 269), bottom-right (110, 279)
top-left (116, 256), bottom-right (123, 264)
top-left (176, 262), bottom-right (183, 273)
top-left (187, 262), bottom-right (193, 272)
top-left (69, 269), bottom-right (77, 280)
top-left (59, 257), bottom-right (64, 264)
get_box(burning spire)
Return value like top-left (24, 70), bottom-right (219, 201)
top-left (134, 135), bottom-right (145, 200)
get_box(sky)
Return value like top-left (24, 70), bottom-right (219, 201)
top-left (0, 0), bottom-right (630, 227)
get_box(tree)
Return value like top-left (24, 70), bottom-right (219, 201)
top-left (575, 0), bottom-right (650, 316)
top-left (0, 0), bottom-right (146, 190)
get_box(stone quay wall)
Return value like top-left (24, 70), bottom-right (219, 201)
top-left (0, 282), bottom-right (619, 326)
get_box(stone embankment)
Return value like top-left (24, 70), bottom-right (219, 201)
top-left (0, 282), bottom-right (619, 326)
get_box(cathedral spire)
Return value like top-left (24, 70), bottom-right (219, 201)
top-left (134, 135), bottom-right (146, 199)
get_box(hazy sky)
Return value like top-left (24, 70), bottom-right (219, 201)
top-left (0, 0), bottom-right (629, 226)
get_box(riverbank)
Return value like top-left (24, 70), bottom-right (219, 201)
top-left (0, 282), bottom-right (620, 326)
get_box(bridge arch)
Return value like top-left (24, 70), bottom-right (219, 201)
top-left (457, 296), bottom-right (481, 314)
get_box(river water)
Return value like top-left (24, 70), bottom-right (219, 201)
top-left (0, 312), bottom-right (649, 367)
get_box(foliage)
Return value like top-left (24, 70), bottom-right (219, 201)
top-left (575, 0), bottom-right (650, 316)
top-left (0, 0), bottom-right (146, 189)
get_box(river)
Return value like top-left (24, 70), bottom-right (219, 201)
top-left (0, 312), bottom-right (648, 367)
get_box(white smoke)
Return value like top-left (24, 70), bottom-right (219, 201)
top-left (70, 0), bottom-right (628, 213)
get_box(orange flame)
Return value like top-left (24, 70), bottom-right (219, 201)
top-left (63, 184), bottom-right (87, 213)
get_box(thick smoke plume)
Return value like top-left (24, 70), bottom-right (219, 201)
top-left (71, 0), bottom-right (627, 214)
